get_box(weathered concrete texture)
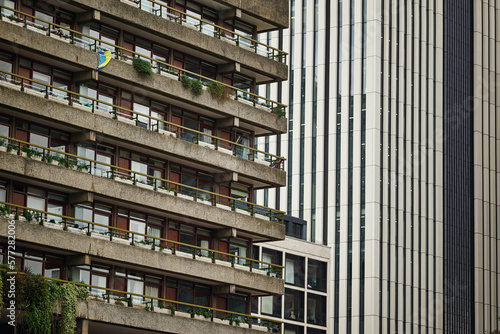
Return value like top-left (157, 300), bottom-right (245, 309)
top-left (0, 21), bottom-right (287, 135)
top-left (0, 86), bottom-right (286, 187)
top-left (213, 0), bottom-right (289, 29)
top-left (0, 153), bottom-right (286, 241)
top-left (67, 0), bottom-right (288, 82)
top-left (77, 300), bottom-right (272, 333)
top-left (0, 218), bottom-right (284, 295)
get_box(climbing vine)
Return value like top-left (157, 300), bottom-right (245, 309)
top-left (58, 283), bottom-right (89, 334)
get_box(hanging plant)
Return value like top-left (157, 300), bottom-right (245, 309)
top-left (132, 57), bottom-right (153, 78)
top-left (180, 75), bottom-right (203, 96)
top-left (207, 81), bottom-right (232, 103)
top-left (58, 283), bottom-right (89, 334)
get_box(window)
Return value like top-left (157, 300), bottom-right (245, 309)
top-left (117, 209), bottom-right (165, 243)
top-left (18, 58), bottom-right (72, 98)
top-left (121, 92), bottom-right (169, 130)
top-left (12, 183), bottom-right (67, 223)
top-left (307, 259), bottom-right (327, 292)
top-left (173, 0), bottom-right (217, 35)
top-left (0, 51), bottom-right (14, 82)
top-left (228, 237), bottom-right (249, 265)
top-left (229, 182), bottom-right (251, 210)
top-left (233, 129), bottom-right (253, 159)
top-left (0, 114), bottom-right (11, 141)
top-left (70, 264), bottom-right (110, 297)
top-left (119, 149), bottom-right (166, 187)
top-left (171, 108), bottom-right (215, 144)
top-left (74, 202), bottom-right (112, 234)
top-left (170, 164), bottom-right (213, 200)
top-left (166, 278), bottom-right (211, 312)
top-left (0, 0), bottom-right (15, 16)
top-left (223, 73), bottom-right (254, 98)
top-left (284, 324), bottom-right (304, 334)
top-left (114, 269), bottom-right (162, 306)
top-left (15, 120), bottom-right (70, 155)
top-left (261, 248), bottom-right (282, 276)
top-left (284, 288), bottom-right (304, 322)
top-left (78, 82), bottom-right (117, 115)
top-left (285, 254), bottom-right (305, 287)
top-left (307, 329), bottom-right (326, 334)
top-left (81, 22), bottom-right (119, 53)
top-left (123, 33), bottom-right (170, 70)
top-left (223, 19), bottom-right (255, 48)
top-left (76, 143), bottom-right (114, 178)
top-left (167, 221), bottom-right (211, 254)
top-left (261, 295), bottom-right (281, 318)
top-left (216, 293), bottom-right (247, 319)
top-left (0, 179), bottom-right (7, 203)
top-left (20, 0), bottom-right (75, 29)
top-left (307, 293), bottom-right (326, 326)
top-left (7, 247), bottom-right (64, 278)
top-left (173, 52), bottom-right (216, 80)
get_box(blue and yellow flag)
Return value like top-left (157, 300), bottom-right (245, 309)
top-left (96, 48), bottom-right (111, 70)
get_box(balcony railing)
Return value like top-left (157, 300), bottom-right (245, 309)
top-left (0, 201), bottom-right (284, 276)
top-left (0, 135), bottom-right (286, 222)
top-left (0, 69), bottom-right (285, 169)
top-left (0, 5), bottom-right (287, 116)
top-left (0, 270), bottom-right (283, 332)
top-left (120, 0), bottom-right (288, 64)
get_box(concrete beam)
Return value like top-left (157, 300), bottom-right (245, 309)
top-left (212, 284), bottom-right (236, 295)
top-left (218, 62), bottom-right (240, 74)
top-left (74, 70), bottom-right (98, 83)
top-left (71, 131), bottom-right (96, 144)
top-left (76, 10), bottom-right (100, 24)
top-left (68, 192), bottom-right (94, 205)
top-left (67, 254), bottom-right (91, 266)
top-left (214, 228), bottom-right (237, 239)
top-left (216, 117), bottom-right (239, 129)
top-left (219, 8), bottom-right (241, 20)
top-left (76, 319), bottom-right (89, 334)
top-left (215, 172), bottom-right (238, 184)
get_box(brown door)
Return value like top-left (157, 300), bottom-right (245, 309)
top-left (116, 216), bottom-right (128, 238)
top-left (220, 131), bottom-right (231, 150)
top-left (118, 157), bottom-right (130, 178)
top-left (166, 287), bottom-right (177, 306)
top-left (219, 185), bottom-right (230, 206)
top-left (18, 67), bottom-right (31, 86)
top-left (167, 228), bottom-right (179, 249)
top-left (169, 171), bottom-right (181, 193)
top-left (120, 99), bottom-right (133, 118)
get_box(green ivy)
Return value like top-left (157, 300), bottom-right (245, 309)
top-left (132, 57), bottom-right (153, 78)
top-left (58, 283), bottom-right (89, 334)
top-left (180, 75), bottom-right (203, 96)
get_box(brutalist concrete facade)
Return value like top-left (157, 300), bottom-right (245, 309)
top-left (0, 0), bottom-right (288, 333)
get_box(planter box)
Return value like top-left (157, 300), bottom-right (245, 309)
top-left (158, 129), bottom-right (177, 137)
top-left (194, 314), bottom-right (211, 322)
top-left (155, 308), bottom-right (172, 315)
top-left (95, 109), bottom-right (113, 118)
top-left (234, 263), bottom-right (250, 271)
top-left (215, 259), bottom-right (231, 267)
top-left (175, 311), bottom-right (192, 319)
top-left (175, 251), bottom-right (194, 259)
top-left (213, 318), bottom-right (228, 325)
top-left (235, 208), bottom-right (251, 216)
top-left (215, 203), bottom-right (232, 211)
top-left (0, 146), bottom-right (7, 152)
top-left (116, 177), bottom-right (134, 185)
top-left (217, 147), bottom-right (233, 155)
top-left (159, 71), bottom-right (179, 81)
top-left (253, 269), bottom-right (267, 276)
top-left (136, 243), bottom-right (152, 250)
top-left (198, 141), bottom-right (215, 150)
top-left (117, 116), bottom-right (136, 126)
top-left (196, 256), bottom-right (213, 263)
top-left (253, 325), bottom-right (269, 332)
top-left (136, 182), bottom-right (154, 190)
top-left (255, 158), bottom-right (270, 166)
top-left (157, 188), bottom-right (175, 196)
top-left (120, 0), bottom-right (139, 7)
top-left (239, 323), bottom-right (250, 329)
top-left (67, 226), bottom-right (87, 235)
top-left (254, 213), bottom-right (269, 220)
top-left (26, 24), bottom-right (45, 34)
top-left (196, 198), bottom-right (212, 206)
top-left (51, 160), bottom-right (60, 166)
top-left (49, 33), bottom-right (70, 43)
top-left (112, 237), bottom-right (131, 245)
top-left (177, 193), bottom-right (194, 201)
top-left (45, 222), bottom-right (64, 230)
top-left (159, 248), bottom-right (172, 255)
top-left (90, 231), bottom-right (109, 240)
top-left (31, 155), bottom-right (43, 161)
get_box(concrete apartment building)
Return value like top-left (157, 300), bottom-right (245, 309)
top-left (0, 0), bottom-right (289, 333)
top-left (256, 0), bottom-right (500, 333)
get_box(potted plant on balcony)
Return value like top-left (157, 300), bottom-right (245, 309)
top-left (132, 57), bottom-right (153, 78)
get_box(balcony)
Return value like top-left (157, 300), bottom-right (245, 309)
top-left (0, 72), bottom-right (286, 188)
top-left (0, 13), bottom-right (287, 135)
top-left (0, 203), bottom-right (284, 295)
top-left (0, 139), bottom-right (286, 241)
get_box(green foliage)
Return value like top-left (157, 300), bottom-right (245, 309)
top-left (0, 271), bottom-right (89, 334)
top-left (168, 304), bottom-right (176, 315)
top-left (271, 106), bottom-right (286, 117)
top-left (180, 75), bottom-right (203, 96)
top-left (207, 81), bottom-right (231, 103)
top-left (22, 210), bottom-right (33, 221)
top-left (57, 283), bottom-right (89, 334)
top-left (132, 57), bottom-right (153, 78)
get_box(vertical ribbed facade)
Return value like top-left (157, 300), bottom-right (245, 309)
top-left (257, 0), bottom-right (500, 333)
